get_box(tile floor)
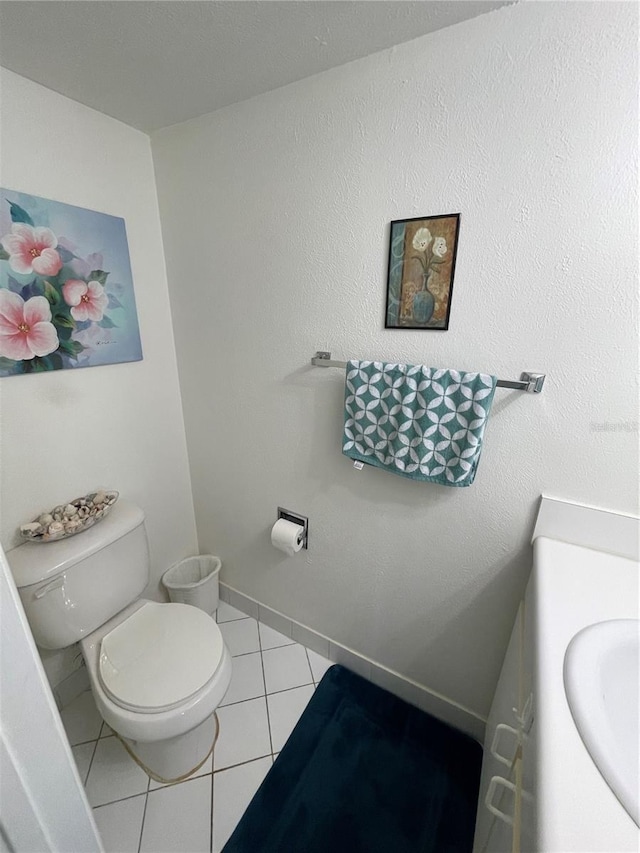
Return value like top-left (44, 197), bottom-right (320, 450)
top-left (63, 601), bottom-right (332, 853)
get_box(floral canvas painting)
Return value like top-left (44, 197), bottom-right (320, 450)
top-left (0, 189), bottom-right (142, 376)
top-left (385, 213), bottom-right (460, 330)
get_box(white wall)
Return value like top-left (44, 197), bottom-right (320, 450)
top-left (153, 1), bottom-right (638, 719)
top-left (0, 69), bottom-right (198, 685)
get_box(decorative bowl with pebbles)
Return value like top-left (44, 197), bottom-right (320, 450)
top-left (20, 490), bottom-right (119, 543)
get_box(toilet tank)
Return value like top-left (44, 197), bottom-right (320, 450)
top-left (7, 500), bottom-right (149, 649)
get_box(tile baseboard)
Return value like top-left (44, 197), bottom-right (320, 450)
top-left (219, 582), bottom-right (486, 743)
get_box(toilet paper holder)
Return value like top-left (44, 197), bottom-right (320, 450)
top-left (277, 507), bottom-right (308, 550)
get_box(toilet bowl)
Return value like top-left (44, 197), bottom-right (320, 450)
top-left (7, 500), bottom-right (232, 782)
top-left (81, 598), bottom-right (232, 780)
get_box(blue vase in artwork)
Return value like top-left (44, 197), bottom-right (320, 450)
top-left (412, 289), bottom-right (435, 324)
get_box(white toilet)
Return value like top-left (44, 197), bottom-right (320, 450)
top-left (8, 500), bottom-right (232, 783)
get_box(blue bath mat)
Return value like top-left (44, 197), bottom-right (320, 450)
top-left (223, 665), bottom-right (482, 853)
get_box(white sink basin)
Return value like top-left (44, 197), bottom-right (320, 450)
top-left (564, 619), bottom-right (639, 826)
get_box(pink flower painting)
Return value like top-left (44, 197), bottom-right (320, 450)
top-left (1, 223), bottom-right (63, 276)
top-left (62, 279), bottom-right (109, 322)
top-left (0, 190), bottom-right (142, 376)
top-left (0, 290), bottom-right (59, 360)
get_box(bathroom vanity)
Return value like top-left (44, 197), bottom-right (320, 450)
top-left (474, 500), bottom-right (639, 853)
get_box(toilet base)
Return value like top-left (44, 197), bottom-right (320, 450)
top-left (118, 712), bottom-right (218, 784)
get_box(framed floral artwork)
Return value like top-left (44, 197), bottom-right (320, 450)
top-left (0, 188), bottom-right (142, 377)
top-left (385, 213), bottom-right (460, 330)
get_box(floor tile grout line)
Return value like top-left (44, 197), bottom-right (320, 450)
top-left (258, 640), bottom-right (297, 652)
top-left (144, 759), bottom-right (273, 791)
top-left (94, 753), bottom-right (272, 796)
top-left (227, 648), bottom-right (262, 659)
top-left (70, 737), bottom-right (95, 750)
top-left (304, 647), bottom-right (318, 687)
top-left (220, 680), bottom-right (315, 710)
top-left (257, 625), bottom-right (274, 756)
top-left (302, 647), bottom-right (314, 684)
top-left (137, 789), bottom-right (149, 853)
top-left (91, 789), bottom-right (149, 810)
top-left (68, 732), bottom-right (102, 748)
top-left (228, 638), bottom-right (323, 659)
top-left (223, 621), bottom-right (302, 654)
top-left (213, 753), bottom-right (273, 775)
top-left (219, 695), bottom-right (263, 709)
top-left (83, 732), bottom-right (102, 787)
top-left (147, 768), bottom-right (212, 792)
top-left (266, 681), bottom-right (315, 698)
top-left (216, 603), bottom-right (250, 621)
top-left (209, 769), bottom-right (214, 853)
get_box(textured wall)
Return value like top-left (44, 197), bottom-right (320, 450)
top-left (0, 70), bottom-right (198, 685)
top-left (152, 2), bottom-right (638, 720)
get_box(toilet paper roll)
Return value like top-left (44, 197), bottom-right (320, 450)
top-left (271, 518), bottom-right (304, 556)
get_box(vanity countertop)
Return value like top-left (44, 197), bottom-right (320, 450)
top-left (530, 537), bottom-right (639, 852)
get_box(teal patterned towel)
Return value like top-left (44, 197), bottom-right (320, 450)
top-left (343, 361), bottom-right (497, 486)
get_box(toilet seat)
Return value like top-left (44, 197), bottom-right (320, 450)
top-left (98, 601), bottom-right (224, 714)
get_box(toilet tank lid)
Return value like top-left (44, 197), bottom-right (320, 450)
top-left (7, 500), bottom-right (145, 589)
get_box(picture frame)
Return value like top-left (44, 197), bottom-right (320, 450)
top-left (0, 188), bottom-right (142, 377)
top-left (384, 213), bottom-right (460, 330)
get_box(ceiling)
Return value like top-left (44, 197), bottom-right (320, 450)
top-left (0, 1), bottom-right (509, 133)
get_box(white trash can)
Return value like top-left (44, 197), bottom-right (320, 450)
top-left (162, 555), bottom-right (222, 615)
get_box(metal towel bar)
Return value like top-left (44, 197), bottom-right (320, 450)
top-left (311, 352), bottom-right (546, 393)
